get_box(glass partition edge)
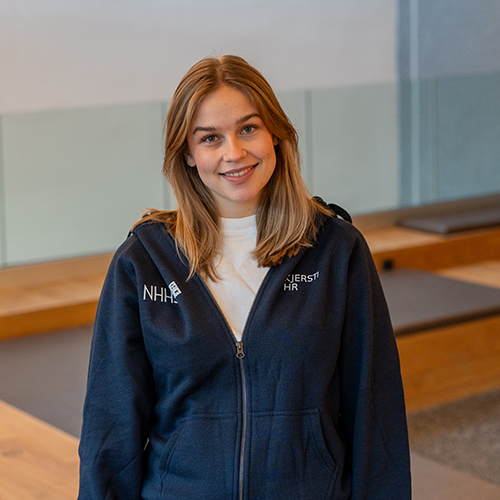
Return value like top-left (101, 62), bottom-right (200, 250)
top-left (0, 116), bottom-right (6, 267)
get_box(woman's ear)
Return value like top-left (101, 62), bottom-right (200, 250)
top-left (184, 151), bottom-right (196, 167)
top-left (273, 136), bottom-right (279, 146)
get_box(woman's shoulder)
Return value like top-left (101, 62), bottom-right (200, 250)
top-left (131, 209), bottom-right (177, 232)
top-left (314, 199), bottom-right (368, 247)
top-left (110, 211), bottom-right (175, 263)
top-left (315, 198), bottom-right (352, 224)
top-left (313, 198), bottom-right (351, 230)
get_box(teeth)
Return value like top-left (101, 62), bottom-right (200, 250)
top-left (224, 166), bottom-right (254, 177)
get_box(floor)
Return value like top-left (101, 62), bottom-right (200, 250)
top-left (0, 326), bottom-right (499, 500)
top-left (408, 388), bottom-right (500, 486)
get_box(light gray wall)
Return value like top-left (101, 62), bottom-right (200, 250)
top-left (0, 0), bottom-right (397, 114)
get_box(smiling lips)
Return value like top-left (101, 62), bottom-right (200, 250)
top-left (221, 164), bottom-right (257, 178)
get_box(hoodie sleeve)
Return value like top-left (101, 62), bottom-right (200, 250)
top-left (338, 229), bottom-right (411, 499)
top-left (78, 238), bottom-right (155, 499)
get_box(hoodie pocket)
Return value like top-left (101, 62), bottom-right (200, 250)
top-left (248, 409), bottom-right (338, 500)
top-left (159, 414), bottom-right (238, 499)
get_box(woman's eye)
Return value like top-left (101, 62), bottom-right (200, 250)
top-left (202, 134), bottom-right (217, 143)
top-left (242, 125), bottom-right (256, 134)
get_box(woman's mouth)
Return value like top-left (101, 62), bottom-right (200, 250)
top-left (221, 164), bottom-right (256, 177)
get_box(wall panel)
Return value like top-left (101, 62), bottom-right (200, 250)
top-left (437, 73), bottom-right (500, 201)
top-left (310, 84), bottom-right (399, 214)
top-left (3, 103), bottom-right (165, 265)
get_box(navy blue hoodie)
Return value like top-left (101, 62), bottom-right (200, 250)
top-left (78, 207), bottom-right (411, 499)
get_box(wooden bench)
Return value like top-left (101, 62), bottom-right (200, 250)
top-left (357, 195), bottom-right (500, 267)
top-left (359, 207), bottom-right (500, 411)
top-left (437, 259), bottom-right (500, 288)
top-left (380, 268), bottom-right (500, 335)
top-left (364, 225), bottom-right (500, 272)
top-left (379, 266), bottom-right (500, 411)
top-left (0, 400), bottom-right (79, 499)
top-left (0, 254), bottom-right (111, 341)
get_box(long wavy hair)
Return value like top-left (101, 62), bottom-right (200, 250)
top-left (135, 55), bottom-right (331, 280)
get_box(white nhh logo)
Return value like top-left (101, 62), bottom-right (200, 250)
top-left (143, 281), bottom-right (182, 304)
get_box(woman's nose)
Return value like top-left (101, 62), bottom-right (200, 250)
top-left (223, 136), bottom-right (246, 162)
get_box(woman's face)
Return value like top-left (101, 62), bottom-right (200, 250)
top-left (185, 85), bottom-right (277, 218)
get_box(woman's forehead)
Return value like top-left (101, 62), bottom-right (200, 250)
top-left (189, 86), bottom-right (260, 130)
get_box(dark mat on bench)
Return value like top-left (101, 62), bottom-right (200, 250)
top-left (398, 207), bottom-right (500, 234)
top-left (379, 268), bottom-right (500, 335)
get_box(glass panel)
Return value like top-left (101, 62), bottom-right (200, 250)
top-left (436, 72), bottom-right (500, 202)
top-left (2, 103), bottom-right (165, 266)
top-left (398, 72), bottom-right (500, 207)
top-left (310, 84), bottom-right (399, 214)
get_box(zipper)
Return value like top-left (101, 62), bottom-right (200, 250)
top-left (235, 341), bottom-right (247, 500)
top-left (195, 269), bottom-right (274, 500)
top-left (236, 341), bottom-right (245, 359)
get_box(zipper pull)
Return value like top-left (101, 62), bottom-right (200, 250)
top-left (235, 341), bottom-right (245, 359)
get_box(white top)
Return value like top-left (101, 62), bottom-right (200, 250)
top-left (206, 215), bottom-right (269, 341)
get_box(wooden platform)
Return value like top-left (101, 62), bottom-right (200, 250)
top-left (0, 254), bottom-right (111, 341)
top-left (397, 312), bottom-right (500, 412)
top-left (392, 259), bottom-right (500, 412)
top-left (364, 225), bottom-right (500, 272)
top-left (380, 268), bottom-right (500, 336)
top-left (436, 259), bottom-right (500, 288)
top-left (364, 223), bottom-right (500, 411)
top-left (362, 217), bottom-right (500, 412)
top-left (5, 394), bottom-right (500, 500)
top-left (0, 221), bottom-right (498, 341)
top-left (0, 400), bottom-right (79, 499)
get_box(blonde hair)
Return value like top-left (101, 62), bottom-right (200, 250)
top-left (135, 55), bottom-right (331, 280)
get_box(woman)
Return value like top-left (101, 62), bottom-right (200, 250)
top-left (78, 55), bottom-right (411, 499)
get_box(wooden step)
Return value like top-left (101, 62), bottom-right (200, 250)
top-left (392, 260), bottom-right (500, 411)
top-left (364, 225), bottom-right (500, 271)
top-left (397, 314), bottom-right (500, 412)
top-left (0, 254), bottom-right (111, 341)
top-left (0, 400), bottom-right (79, 500)
top-left (436, 259), bottom-right (500, 288)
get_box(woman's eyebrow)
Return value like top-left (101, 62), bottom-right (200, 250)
top-left (192, 125), bottom-right (217, 135)
top-left (192, 113), bottom-right (261, 135)
top-left (236, 113), bottom-right (260, 124)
